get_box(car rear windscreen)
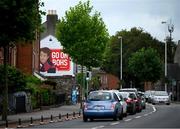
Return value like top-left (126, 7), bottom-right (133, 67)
top-left (88, 92), bottom-right (112, 101)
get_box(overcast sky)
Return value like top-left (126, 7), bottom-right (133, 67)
top-left (41, 0), bottom-right (179, 42)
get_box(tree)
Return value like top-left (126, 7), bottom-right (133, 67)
top-left (102, 27), bottom-right (165, 88)
top-left (0, 0), bottom-right (43, 120)
top-left (56, 0), bottom-right (109, 68)
top-left (56, 1), bottom-right (109, 103)
top-left (128, 48), bottom-right (163, 85)
top-left (89, 75), bottom-right (101, 90)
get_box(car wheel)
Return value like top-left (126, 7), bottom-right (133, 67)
top-left (124, 112), bottom-right (127, 117)
top-left (133, 105), bottom-right (136, 114)
top-left (152, 103), bottom-right (155, 105)
top-left (143, 105), bottom-right (146, 109)
top-left (119, 110), bottom-right (123, 120)
top-left (166, 103), bottom-right (170, 105)
top-left (83, 115), bottom-right (88, 122)
top-left (139, 106), bottom-right (142, 112)
top-left (113, 110), bottom-right (118, 121)
top-left (130, 107), bottom-right (135, 115)
top-left (90, 118), bottom-right (93, 122)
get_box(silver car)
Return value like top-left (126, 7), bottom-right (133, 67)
top-left (151, 91), bottom-right (170, 105)
top-left (144, 90), bottom-right (155, 103)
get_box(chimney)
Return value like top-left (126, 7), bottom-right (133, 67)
top-left (46, 10), bottom-right (58, 36)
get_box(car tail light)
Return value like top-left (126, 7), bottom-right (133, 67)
top-left (134, 99), bottom-right (138, 102)
top-left (126, 98), bottom-right (132, 103)
top-left (111, 103), bottom-right (115, 110)
top-left (84, 103), bottom-right (88, 110)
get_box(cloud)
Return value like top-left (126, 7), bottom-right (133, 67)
top-left (41, 0), bottom-right (179, 42)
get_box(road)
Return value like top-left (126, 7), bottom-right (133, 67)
top-left (32, 103), bottom-right (180, 128)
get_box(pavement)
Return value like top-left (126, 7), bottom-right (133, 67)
top-left (0, 103), bottom-right (81, 127)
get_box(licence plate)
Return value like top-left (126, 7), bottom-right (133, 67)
top-left (94, 106), bottom-right (104, 110)
top-left (159, 101), bottom-right (164, 103)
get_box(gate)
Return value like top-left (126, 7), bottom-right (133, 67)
top-left (16, 96), bottom-right (26, 113)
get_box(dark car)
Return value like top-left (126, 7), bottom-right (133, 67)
top-left (119, 92), bottom-right (136, 115)
top-left (130, 92), bottom-right (142, 112)
top-left (83, 90), bottom-right (123, 122)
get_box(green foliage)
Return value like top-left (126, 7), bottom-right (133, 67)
top-left (0, 65), bottom-right (26, 93)
top-left (25, 76), bottom-right (53, 107)
top-left (76, 73), bottom-right (85, 86)
top-left (25, 75), bottom-right (42, 94)
top-left (128, 48), bottom-right (163, 83)
top-left (43, 79), bottom-right (57, 86)
top-left (56, 0), bottom-right (109, 68)
top-left (0, 0), bottom-right (43, 45)
top-left (102, 27), bottom-right (165, 86)
top-left (89, 75), bottom-right (101, 90)
top-left (41, 88), bottom-right (50, 106)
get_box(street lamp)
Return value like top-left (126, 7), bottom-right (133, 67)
top-left (161, 20), bottom-right (174, 92)
top-left (118, 36), bottom-right (122, 89)
top-left (161, 21), bottom-right (168, 91)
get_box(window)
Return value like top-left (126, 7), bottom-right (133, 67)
top-left (113, 93), bottom-right (119, 101)
top-left (88, 91), bottom-right (112, 101)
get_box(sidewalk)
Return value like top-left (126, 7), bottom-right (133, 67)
top-left (0, 103), bottom-right (81, 126)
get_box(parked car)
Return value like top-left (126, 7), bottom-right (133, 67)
top-left (119, 88), bottom-right (138, 94)
top-left (138, 91), bottom-right (146, 109)
top-left (83, 90), bottom-right (123, 122)
top-left (119, 92), bottom-right (136, 114)
top-left (144, 90), bottom-right (155, 103)
top-left (130, 92), bottom-right (142, 112)
top-left (120, 89), bottom-right (142, 112)
top-left (151, 91), bottom-right (170, 105)
top-left (111, 90), bottom-right (127, 117)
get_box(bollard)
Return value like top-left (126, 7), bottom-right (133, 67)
top-left (6, 120), bottom-right (8, 128)
top-left (29, 117), bottom-right (33, 126)
top-left (73, 112), bottom-right (75, 119)
top-left (58, 114), bottom-right (62, 121)
top-left (59, 114), bottom-right (61, 119)
top-left (40, 115), bottom-right (44, 125)
top-left (78, 111), bottom-right (81, 117)
top-left (17, 118), bottom-right (22, 128)
top-left (50, 115), bottom-right (54, 123)
top-left (66, 113), bottom-right (69, 120)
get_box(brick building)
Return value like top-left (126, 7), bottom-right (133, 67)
top-left (91, 68), bottom-right (120, 90)
top-left (0, 39), bottom-right (39, 75)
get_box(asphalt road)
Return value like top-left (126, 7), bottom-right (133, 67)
top-left (32, 103), bottom-right (180, 128)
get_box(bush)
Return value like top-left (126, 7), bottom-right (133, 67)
top-left (25, 75), bottom-right (42, 108)
top-left (25, 76), bottom-right (56, 108)
top-left (25, 75), bottom-right (42, 94)
top-left (0, 65), bottom-right (26, 93)
top-left (43, 79), bottom-right (57, 87)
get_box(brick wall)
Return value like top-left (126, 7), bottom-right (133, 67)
top-left (16, 43), bottom-right (33, 74)
top-left (107, 74), bottom-right (119, 90)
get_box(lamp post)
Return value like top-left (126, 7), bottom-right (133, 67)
top-left (161, 20), bottom-right (174, 92)
top-left (118, 36), bottom-right (122, 89)
top-left (161, 21), bottom-right (168, 91)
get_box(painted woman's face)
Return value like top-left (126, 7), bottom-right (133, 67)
top-left (40, 51), bottom-right (49, 64)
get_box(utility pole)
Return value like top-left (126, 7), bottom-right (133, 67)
top-left (161, 20), bottom-right (174, 92)
top-left (118, 36), bottom-right (122, 89)
top-left (168, 20), bottom-right (174, 63)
